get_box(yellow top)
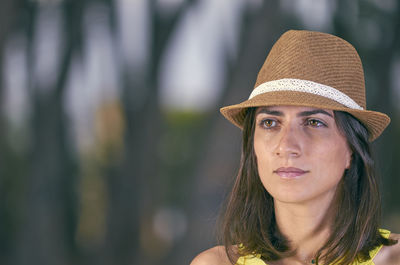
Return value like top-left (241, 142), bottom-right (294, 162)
top-left (235, 229), bottom-right (390, 265)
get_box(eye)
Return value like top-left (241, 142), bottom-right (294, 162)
top-left (260, 119), bottom-right (277, 129)
top-left (306, 118), bottom-right (326, 127)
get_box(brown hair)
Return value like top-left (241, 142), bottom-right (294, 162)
top-left (220, 107), bottom-right (397, 265)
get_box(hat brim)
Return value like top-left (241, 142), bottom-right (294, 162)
top-left (220, 91), bottom-right (390, 142)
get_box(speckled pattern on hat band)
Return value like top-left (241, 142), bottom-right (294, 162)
top-left (249, 78), bottom-right (363, 110)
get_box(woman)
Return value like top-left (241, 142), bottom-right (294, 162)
top-left (191, 30), bottom-right (400, 265)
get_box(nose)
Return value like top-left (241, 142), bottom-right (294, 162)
top-left (275, 124), bottom-right (301, 158)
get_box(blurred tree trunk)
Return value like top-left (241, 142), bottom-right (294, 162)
top-left (0, 0), bottom-right (25, 263)
top-left (101, 1), bottom-right (197, 265)
top-left (16, 1), bottom-right (82, 265)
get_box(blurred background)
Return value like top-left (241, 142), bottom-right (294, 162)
top-left (0, 0), bottom-right (399, 264)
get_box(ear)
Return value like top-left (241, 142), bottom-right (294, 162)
top-left (345, 151), bottom-right (353, 169)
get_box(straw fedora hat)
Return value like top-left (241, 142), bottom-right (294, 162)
top-left (220, 30), bottom-right (390, 141)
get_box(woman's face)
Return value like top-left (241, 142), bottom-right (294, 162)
top-left (253, 105), bottom-right (352, 204)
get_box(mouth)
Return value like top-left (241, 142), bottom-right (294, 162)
top-left (273, 167), bottom-right (309, 178)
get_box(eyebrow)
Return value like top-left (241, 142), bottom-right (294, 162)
top-left (256, 107), bottom-right (333, 118)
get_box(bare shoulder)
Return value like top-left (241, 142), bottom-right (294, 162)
top-left (374, 232), bottom-right (400, 265)
top-left (191, 245), bottom-right (233, 265)
top-left (389, 232), bottom-right (400, 241)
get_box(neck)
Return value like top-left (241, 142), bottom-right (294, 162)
top-left (274, 195), bottom-right (337, 263)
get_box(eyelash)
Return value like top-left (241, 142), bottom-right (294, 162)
top-left (258, 118), bottom-right (327, 129)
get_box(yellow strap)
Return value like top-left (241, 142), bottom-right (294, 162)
top-left (356, 229), bottom-right (391, 265)
top-left (236, 254), bottom-right (266, 265)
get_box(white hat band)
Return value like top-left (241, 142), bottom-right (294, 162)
top-left (249, 78), bottom-right (364, 110)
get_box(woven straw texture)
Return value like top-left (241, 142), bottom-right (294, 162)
top-left (220, 30), bottom-right (390, 141)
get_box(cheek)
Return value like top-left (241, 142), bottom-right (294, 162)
top-left (253, 132), bottom-right (275, 185)
top-left (311, 141), bottom-right (350, 179)
top-left (254, 132), bottom-right (273, 166)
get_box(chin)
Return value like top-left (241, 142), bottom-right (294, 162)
top-left (272, 193), bottom-right (311, 204)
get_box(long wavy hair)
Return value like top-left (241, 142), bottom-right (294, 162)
top-left (220, 107), bottom-right (397, 265)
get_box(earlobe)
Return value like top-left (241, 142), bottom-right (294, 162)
top-left (345, 152), bottom-right (353, 169)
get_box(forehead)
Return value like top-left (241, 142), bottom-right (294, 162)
top-left (255, 105), bottom-right (334, 116)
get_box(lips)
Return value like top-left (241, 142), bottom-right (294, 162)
top-left (273, 167), bottom-right (309, 178)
